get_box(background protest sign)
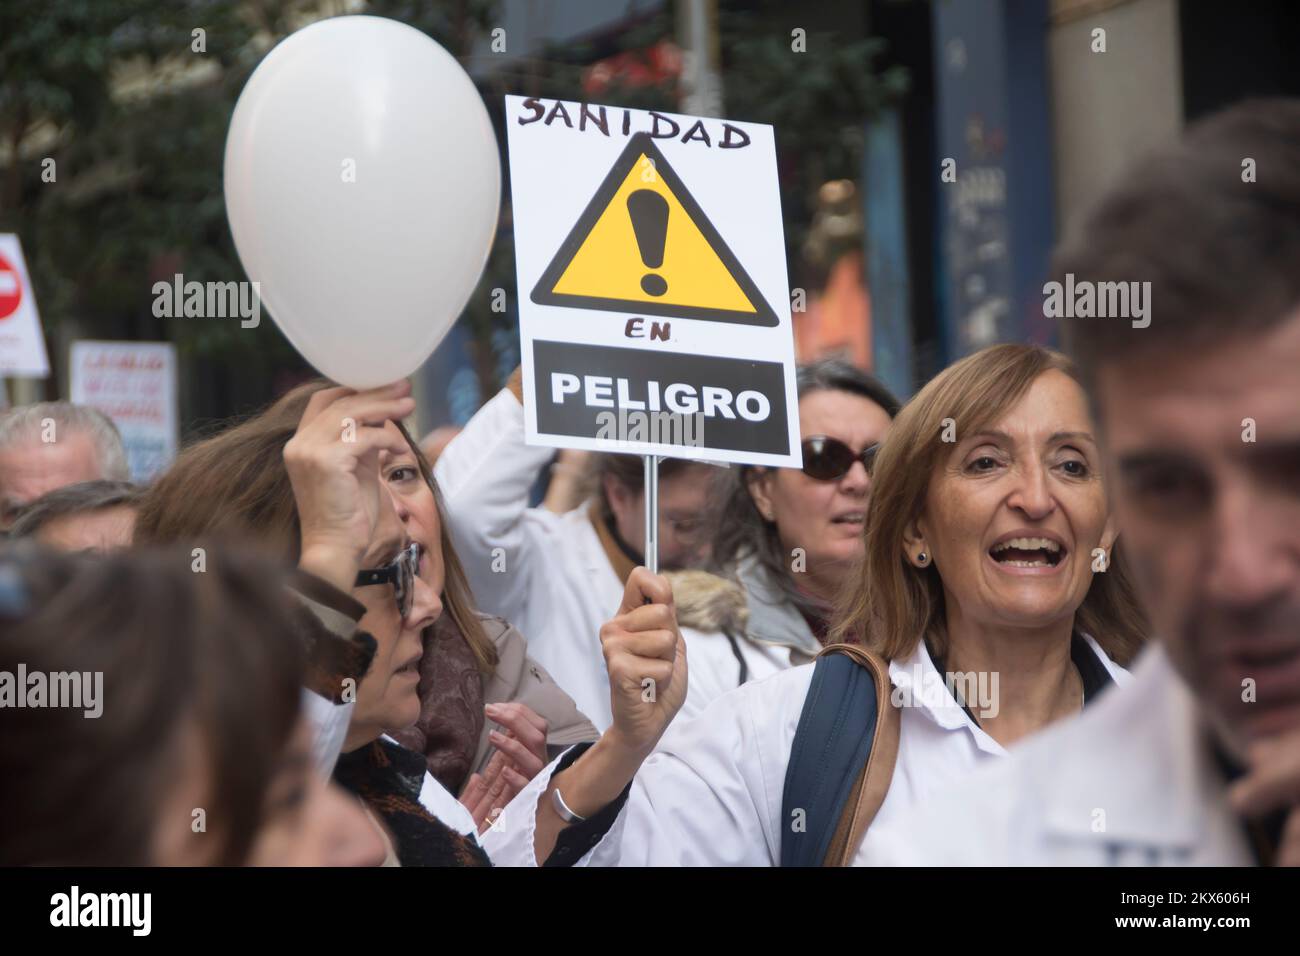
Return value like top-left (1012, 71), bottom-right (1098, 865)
top-left (69, 340), bottom-right (178, 482)
top-left (0, 234), bottom-right (51, 378)
top-left (505, 96), bottom-right (802, 468)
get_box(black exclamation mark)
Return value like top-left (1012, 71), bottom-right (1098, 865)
top-left (627, 189), bottom-right (669, 296)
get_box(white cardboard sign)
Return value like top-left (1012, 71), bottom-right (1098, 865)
top-left (69, 340), bottom-right (178, 482)
top-left (0, 234), bottom-right (51, 377)
top-left (505, 96), bottom-right (801, 468)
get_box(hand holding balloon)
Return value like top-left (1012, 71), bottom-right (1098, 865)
top-left (286, 382), bottom-right (415, 593)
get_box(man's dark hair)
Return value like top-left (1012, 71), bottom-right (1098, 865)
top-left (1056, 98), bottom-right (1300, 384)
top-left (9, 480), bottom-right (142, 539)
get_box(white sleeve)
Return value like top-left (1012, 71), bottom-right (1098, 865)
top-left (482, 668), bottom-right (804, 867)
top-left (432, 388), bottom-right (554, 625)
top-left (595, 676), bottom-right (800, 868)
top-left (476, 748), bottom-right (628, 868)
top-left (586, 684), bottom-right (789, 867)
top-left (482, 700), bottom-right (778, 866)
top-left (601, 665), bottom-right (823, 866)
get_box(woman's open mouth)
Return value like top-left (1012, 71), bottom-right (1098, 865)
top-left (988, 536), bottom-right (1066, 570)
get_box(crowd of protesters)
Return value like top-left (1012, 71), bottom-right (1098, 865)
top-left (1, 99), bottom-right (1298, 866)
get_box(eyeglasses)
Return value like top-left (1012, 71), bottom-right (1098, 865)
top-left (354, 542), bottom-right (421, 619)
top-left (800, 436), bottom-right (880, 482)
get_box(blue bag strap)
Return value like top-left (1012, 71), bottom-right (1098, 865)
top-left (780, 651), bottom-right (880, 867)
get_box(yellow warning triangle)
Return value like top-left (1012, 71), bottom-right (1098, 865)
top-left (531, 134), bottom-right (778, 327)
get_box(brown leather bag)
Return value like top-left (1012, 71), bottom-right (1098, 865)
top-left (818, 644), bottom-right (902, 866)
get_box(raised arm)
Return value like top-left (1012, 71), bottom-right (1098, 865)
top-left (432, 369), bottom-right (553, 624)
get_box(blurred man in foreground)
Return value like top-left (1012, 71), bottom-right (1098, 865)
top-left (863, 99), bottom-right (1300, 865)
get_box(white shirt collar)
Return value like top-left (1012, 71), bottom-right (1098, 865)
top-left (887, 633), bottom-right (1132, 758)
top-left (888, 639), bottom-right (1008, 756)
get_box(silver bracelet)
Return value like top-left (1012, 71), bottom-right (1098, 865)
top-left (551, 787), bottom-right (586, 823)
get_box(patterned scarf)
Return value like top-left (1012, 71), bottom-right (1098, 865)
top-left (389, 614), bottom-right (485, 794)
top-left (334, 738), bottom-right (489, 867)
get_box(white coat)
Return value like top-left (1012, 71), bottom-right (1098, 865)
top-left (678, 625), bottom-right (799, 723)
top-left (857, 644), bottom-right (1256, 865)
top-left (581, 634), bottom-right (1129, 865)
top-left (433, 387), bottom-right (625, 731)
top-left (433, 388), bottom-right (817, 730)
top-left (668, 559), bottom-right (821, 724)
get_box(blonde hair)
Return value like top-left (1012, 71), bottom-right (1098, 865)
top-left (829, 344), bottom-right (1147, 666)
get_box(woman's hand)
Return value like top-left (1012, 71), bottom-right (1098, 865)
top-left (460, 751), bottom-right (529, 834)
top-left (459, 703), bottom-right (551, 833)
top-left (601, 567), bottom-right (688, 759)
top-left (285, 382), bottom-right (414, 592)
top-left (485, 702), bottom-right (550, 781)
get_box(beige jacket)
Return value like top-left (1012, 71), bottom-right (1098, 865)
top-left (473, 613), bottom-right (600, 775)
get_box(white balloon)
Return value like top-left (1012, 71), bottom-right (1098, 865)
top-left (224, 16), bottom-right (500, 388)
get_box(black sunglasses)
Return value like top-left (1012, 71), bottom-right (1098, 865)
top-left (355, 542), bottom-right (421, 619)
top-left (800, 436), bottom-right (880, 482)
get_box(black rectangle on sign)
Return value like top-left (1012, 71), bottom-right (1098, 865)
top-left (532, 340), bottom-right (790, 457)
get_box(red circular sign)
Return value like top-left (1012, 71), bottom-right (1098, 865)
top-left (0, 252), bottom-right (23, 321)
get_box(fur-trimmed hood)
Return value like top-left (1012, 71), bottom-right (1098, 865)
top-left (668, 556), bottom-right (823, 656)
top-left (666, 569), bottom-right (750, 635)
